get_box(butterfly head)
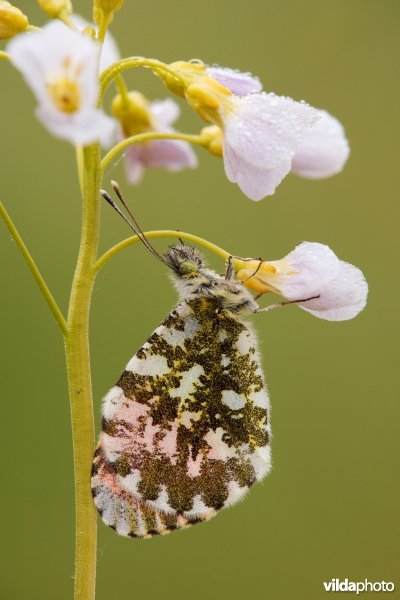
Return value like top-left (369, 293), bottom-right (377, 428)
top-left (164, 244), bottom-right (204, 279)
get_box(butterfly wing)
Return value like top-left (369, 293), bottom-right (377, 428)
top-left (92, 296), bottom-right (271, 537)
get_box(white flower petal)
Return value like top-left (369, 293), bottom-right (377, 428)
top-left (70, 14), bottom-right (120, 72)
top-left (270, 242), bottom-right (341, 298)
top-left (36, 106), bottom-right (115, 145)
top-left (207, 66), bottom-right (262, 96)
top-left (8, 21), bottom-right (113, 145)
top-left (9, 22), bottom-right (100, 110)
top-left (291, 109), bottom-right (350, 179)
top-left (150, 98), bottom-right (180, 127)
top-left (298, 262), bottom-right (368, 321)
top-left (222, 93), bottom-right (319, 200)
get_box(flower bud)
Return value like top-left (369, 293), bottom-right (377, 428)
top-left (0, 2), bottom-right (29, 40)
top-left (111, 91), bottom-right (152, 137)
top-left (163, 61), bottom-right (206, 98)
top-left (93, 0), bottom-right (124, 12)
top-left (201, 125), bottom-right (223, 157)
top-left (37, 0), bottom-right (72, 18)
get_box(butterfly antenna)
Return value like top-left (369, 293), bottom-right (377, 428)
top-left (100, 185), bottom-right (168, 267)
top-left (111, 181), bottom-right (169, 266)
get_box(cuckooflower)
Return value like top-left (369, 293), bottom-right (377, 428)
top-left (221, 93), bottom-right (319, 200)
top-left (165, 62), bottom-right (319, 200)
top-left (291, 109), bottom-right (350, 179)
top-left (164, 62), bottom-right (350, 200)
top-left (235, 242), bottom-right (368, 321)
top-left (111, 92), bottom-right (197, 184)
top-left (7, 21), bottom-right (115, 145)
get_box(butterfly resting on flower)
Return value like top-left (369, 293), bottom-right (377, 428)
top-left (92, 229), bottom-right (271, 537)
top-left (91, 183), bottom-right (367, 538)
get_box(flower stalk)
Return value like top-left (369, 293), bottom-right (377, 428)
top-left (99, 57), bottom-right (186, 103)
top-left (94, 229), bottom-right (230, 273)
top-left (101, 131), bottom-right (206, 172)
top-left (64, 143), bottom-right (102, 600)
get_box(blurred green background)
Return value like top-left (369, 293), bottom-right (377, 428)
top-left (1, 1), bottom-right (399, 599)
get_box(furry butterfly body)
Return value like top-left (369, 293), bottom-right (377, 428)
top-left (91, 245), bottom-right (271, 537)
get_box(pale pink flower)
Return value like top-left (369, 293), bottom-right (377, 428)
top-left (220, 93), bottom-right (319, 200)
top-left (184, 65), bottom-right (350, 200)
top-left (124, 99), bottom-right (198, 184)
top-left (291, 109), bottom-right (350, 179)
top-left (235, 242), bottom-right (368, 321)
top-left (206, 66), bottom-right (262, 96)
top-left (7, 21), bottom-right (114, 145)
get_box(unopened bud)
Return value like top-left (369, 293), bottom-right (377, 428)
top-left (37, 0), bottom-right (72, 18)
top-left (93, 0), bottom-right (124, 25)
top-left (111, 91), bottom-right (152, 137)
top-left (162, 61), bottom-right (206, 98)
top-left (0, 2), bottom-right (29, 39)
top-left (201, 125), bottom-right (223, 157)
top-left (93, 0), bottom-right (124, 12)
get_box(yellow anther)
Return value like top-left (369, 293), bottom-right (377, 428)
top-left (48, 77), bottom-right (80, 113)
top-left (0, 1), bottom-right (29, 40)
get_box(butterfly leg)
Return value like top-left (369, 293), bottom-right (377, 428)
top-left (225, 255), bottom-right (235, 280)
top-left (225, 255), bottom-right (264, 281)
top-left (257, 295), bottom-right (320, 313)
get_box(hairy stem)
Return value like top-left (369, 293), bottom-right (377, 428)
top-left (94, 229), bottom-right (230, 272)
top-left (0, 202), bottom-right (67, 335)
top-left (64, 144), bottom-right (102, 600)
top-left (99, 57), bottom-right (186, 104)
top-left (97, 12), bottom-right (109, 43)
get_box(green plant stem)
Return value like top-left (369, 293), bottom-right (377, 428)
top-left (64, 144), bottom-right (102, 600)
top-left (101, 131), bottom-right (206, 172)
top-left (94, 229), bottom-right (230, 273)
top-left (114, 73), bottom-right (130, 105)
top-left (97, 12), bottom-right (109, 43)
top-left (0, 202), bottom-right (67, 335)
top-left (99, 57), bottom-right (186, 104)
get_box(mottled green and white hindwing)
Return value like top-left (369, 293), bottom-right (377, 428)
top-left (92, 293), bottom-right (271, 537)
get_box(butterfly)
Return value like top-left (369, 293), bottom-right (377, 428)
top-left (91, 183), bottom-right (271, 538)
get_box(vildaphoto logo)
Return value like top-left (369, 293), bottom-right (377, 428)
top-left (323, 579), bottom-right (395, 594)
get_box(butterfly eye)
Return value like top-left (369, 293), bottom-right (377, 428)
top-left (179, 259), bottom-right (199, 277)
